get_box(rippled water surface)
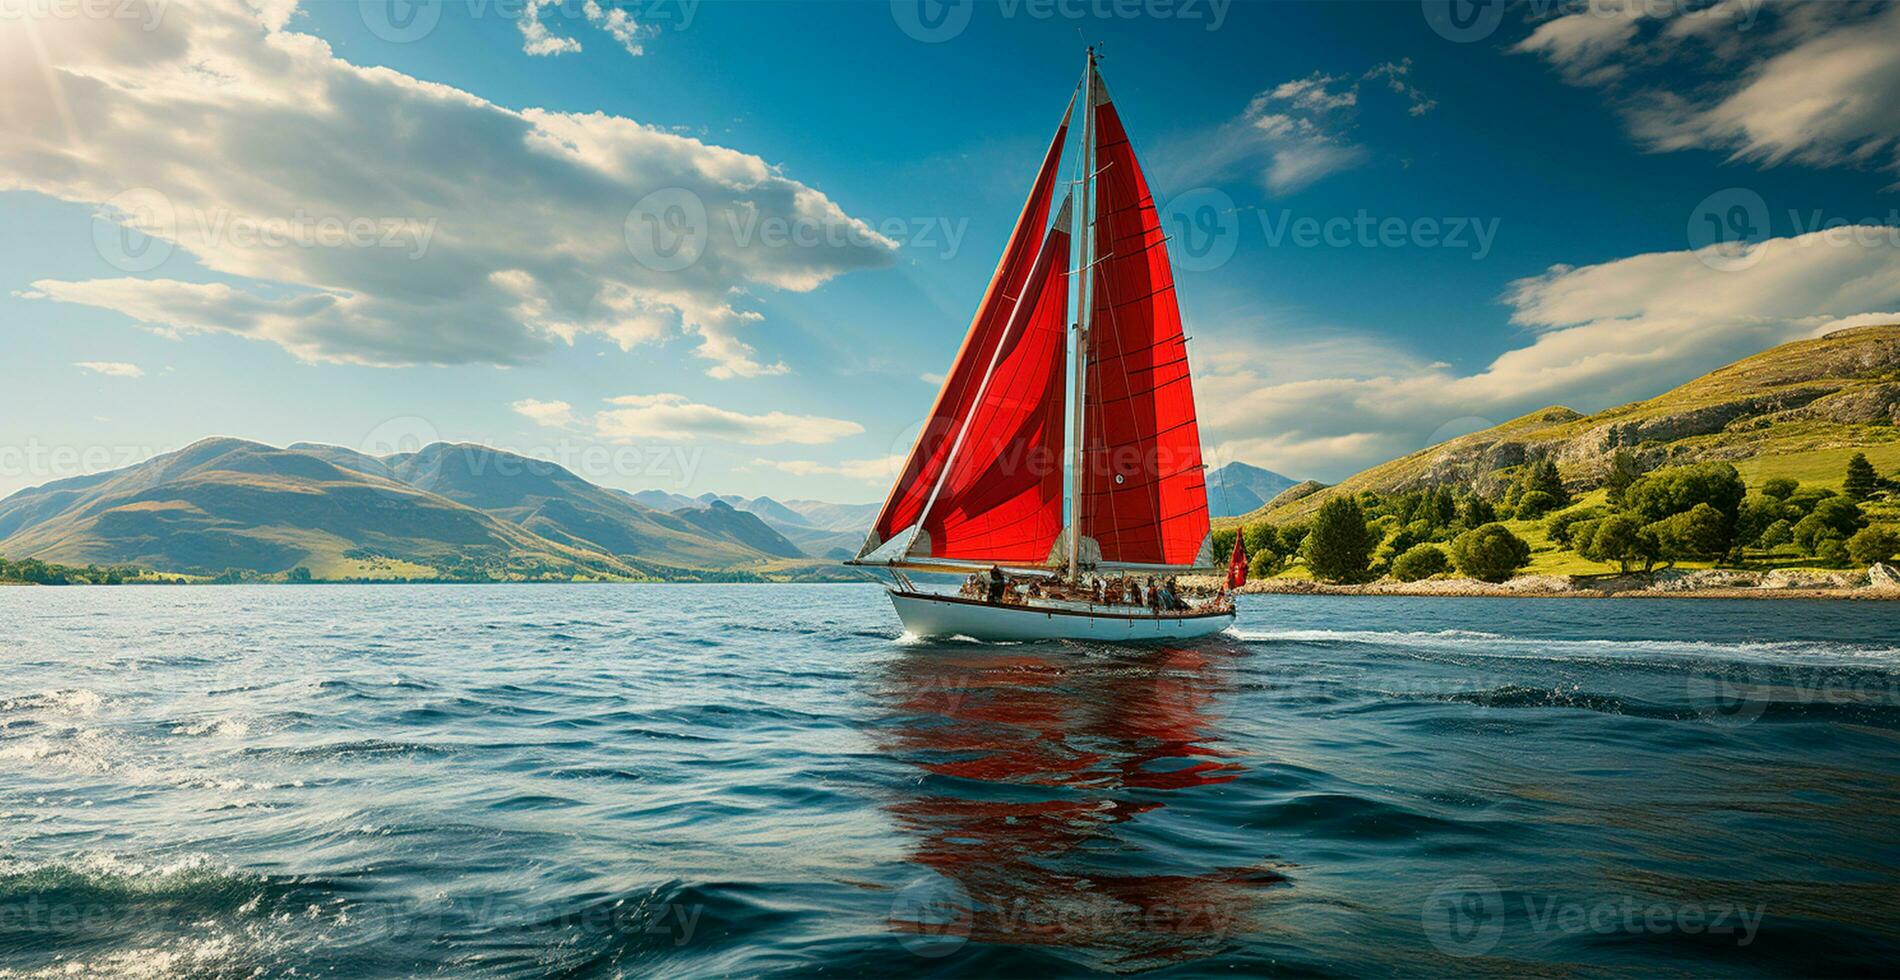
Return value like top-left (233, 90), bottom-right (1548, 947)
top-left (3, 585), bottom-right (1899, 977)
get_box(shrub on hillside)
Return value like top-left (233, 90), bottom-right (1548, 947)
top-left (1547, 506), bottom-right (1607, 545)
top-left (1391, 543), bottom-right (1451, 581)
top-left (1515, 490), bottom-right (1560, 520)
top-left (1794, 498), bottom-right (1865, 554)
top-left (1848, 526), bottom-right (1900, 566)
top-left (1449, 523), bottom-right (1532, 583)
top-left (1303, 497), bottom-right (1375, 583)
top-left (1756, 519), bottom-right (1794, 550)
top-left (1760, 477), bottom-right (1799, 501)
top-left (1817, 537), bottom-right (1853, 568)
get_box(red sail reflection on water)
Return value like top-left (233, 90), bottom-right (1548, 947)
top-left (876, 645), bottom-right (1287, 970)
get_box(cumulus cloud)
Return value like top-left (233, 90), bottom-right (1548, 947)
top-left (514, 392), bottom-right (862, 445)
top-left (1161, 61), bottom-right (1432, 195)
top-left (510, 397), bottom-right (577, 427)
top-left (73, 361), bottom-right (143, 377)
top-left (1, 0), bottom-right (894, 377)
top-left (757, 455), bottom-right (905, 483)
top-left (518, 0), bottom-right (655, 57)
top-left (1199, 226), bottom-right (1900, 480)
top-left (518, 0), bottom-right (582, 55)
top-left (1515, 2), bottom-right (1900, 179)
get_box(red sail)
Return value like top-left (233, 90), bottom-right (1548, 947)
top-left (916, 205), bottom-right (1072, 562)
top-left (1081, 88), bottom-right (1212, 567)
top-left (862, 100), bottom-right (1073, 558)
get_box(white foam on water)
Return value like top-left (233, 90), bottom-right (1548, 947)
top-left (0, 689), bottom-right (107, 717)
top-left (1229, 627), bottom-right (1900, 666)
top-left (169, 716), bottom-right (251, 738)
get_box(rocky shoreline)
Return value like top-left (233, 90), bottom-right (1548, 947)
top-left (1185, 566), bottom-right (1900, 600)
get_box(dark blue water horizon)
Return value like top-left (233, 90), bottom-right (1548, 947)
top-left (2, 585), bottom-right (1898, 976)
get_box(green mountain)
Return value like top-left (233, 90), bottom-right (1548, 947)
top-left (0, 438), bottom-right (813, 580)
top-left (1241, 324), bottom-right (1900, 524)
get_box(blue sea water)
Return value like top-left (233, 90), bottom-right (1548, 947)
top-left (1, 584), bottom-right (1898, 977)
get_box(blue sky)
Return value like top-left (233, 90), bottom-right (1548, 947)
top-left (4, 0), bottom-right (1900, 503)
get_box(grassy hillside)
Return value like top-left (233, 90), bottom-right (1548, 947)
top-left (1237, 324), bottom-right (1900, 526)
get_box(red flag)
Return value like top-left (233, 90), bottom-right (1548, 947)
top-left (1227, 533), bottom-right (1248, 589)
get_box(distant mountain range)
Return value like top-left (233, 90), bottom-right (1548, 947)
top-left (628, 490), bottom-right (878, 560)
top-left (0, 438), bottom-right (838, 581)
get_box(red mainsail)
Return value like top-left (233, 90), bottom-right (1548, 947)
top-left (915, 201), bottom-right (1073, 562)
top-left (1080, 85), bottom-right (1212, 567)
top-left (861, 99), bottom-right (1074, 558)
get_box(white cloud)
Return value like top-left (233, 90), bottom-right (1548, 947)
top-left (1160, 62), bottom-right (1432, 195)
top-left (73, 360), bottom-right (143, 377)
top-left (510, 397), bottom-right (576, 427)
top-left (758, 454), bottom-right (904, 482)
top-left (1199, 226), bottom-right (1900, 480)
top-left (518, 0), bottom-right (654, 57)
top-left (513, 392), bottom-right (862, 445)
top-left (583, 0), bottom-right (650, 56)
top-left (919, 371), bottom-right (945, 385)
top-left (1511, 0), bottom-right (1654, 85)
top-left (1515, 2), bottom-right (1900, 179)
top-left (519, 0), bottom-right (583, 55)
top-left (1, 0), bottom-right (893, 377)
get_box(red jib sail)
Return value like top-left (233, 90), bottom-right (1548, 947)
top-left (1080, 85), bottom-right (1212, 567)
top-left (914, 200), bottom-right (1073, 562)
top-left (861, 99), bottom-right (1074, 558)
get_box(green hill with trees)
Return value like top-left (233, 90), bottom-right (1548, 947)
top-left (1216, 325), bottom-right (1900, 585)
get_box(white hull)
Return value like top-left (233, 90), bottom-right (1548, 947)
top-left (888, 589), bottom-right (1234, 643)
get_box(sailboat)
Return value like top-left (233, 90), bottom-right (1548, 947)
top-left (849, 49), bottom-right (1235, 642)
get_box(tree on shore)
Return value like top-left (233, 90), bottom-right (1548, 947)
top-left (1303, 497), bottom-right (1375, 583)
top-left (1579, 513), bottom-right (1661, 574)
top-left (1648, 503), bottom-right (1729, 562)
top-left (1848, 526), bottom-right (1899, 565)
top-left (1392, 543), bottom-right (1450, 581)
top-left (1449, 523), bottom-right (1532, 582)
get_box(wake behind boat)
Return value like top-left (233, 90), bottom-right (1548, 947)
top-left (850, 49), bottom-right (1236, 642)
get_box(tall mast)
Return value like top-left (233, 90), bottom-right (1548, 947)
top-left (1067, 47), bottom-right (1098, 582)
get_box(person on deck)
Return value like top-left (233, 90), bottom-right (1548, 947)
top-left (986, 565), bottom-right (1006, 604)
top-left (1147, 576), bottom-right (1161, 614)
